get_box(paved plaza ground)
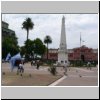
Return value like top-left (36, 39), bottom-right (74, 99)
top-left (1, 63), bottom-right (98, 86)
top-left (1, 63), bottom-right (62, 86)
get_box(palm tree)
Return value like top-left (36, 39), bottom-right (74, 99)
top-left (22, 17), bottom-right (34, 41)
top-left (44, 35), bottom-right (52, 60)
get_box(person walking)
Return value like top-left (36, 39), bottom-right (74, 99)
top-left (19, 61), bottom-right (24, 76)
top-left (31, 60), bottom-right (33, 66)
top-left (31, 60), bottom-right (35, 66)
top-left (64, 66), bottom-right (67, 75)
top-left (87, 62), bottom-right (91, 70)
top-left (63, 61), bottom-right (68, 76)
top-left (36, 60), bottom-right (40, 70)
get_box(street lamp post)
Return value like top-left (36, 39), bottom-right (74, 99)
top-left (80, 32), bottom-right (85, 67)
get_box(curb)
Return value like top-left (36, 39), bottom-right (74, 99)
top-left (49, 75), bottom-right (67, 86)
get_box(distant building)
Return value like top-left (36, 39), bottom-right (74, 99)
top-left (43, 45), bottom-right (98, 62)
top-left (2, 21), bottom-right (18, 59)
top-left (69, 45), bottom-right (98, 62)
top-left (2, 21), bottom-right (15, 40)
top-left (44, 49), bottom-right (58, 61)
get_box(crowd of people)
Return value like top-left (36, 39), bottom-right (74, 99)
top-left (31, 60), bottom-right (40, 69)
top-left (15, 59), bottom-right (41, 76)
top-left (3, 53), bottom-right (98, 77)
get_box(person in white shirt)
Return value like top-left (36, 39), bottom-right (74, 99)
top-left (19, 62), bottom-right (24, 76)
top-left (63, 61), bottom-right (68, 76)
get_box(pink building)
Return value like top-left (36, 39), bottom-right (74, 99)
top-left (43, 45), bottom-right (98, 62)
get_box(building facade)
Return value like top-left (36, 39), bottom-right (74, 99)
top-left (43, 45), bottom-right (98, 62)
top-left (2, 21), bottom-right (19, 59)
top-left (2, 21), bottom-right (15, 40)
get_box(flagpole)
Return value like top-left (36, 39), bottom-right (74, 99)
top-left (80, 32), bottom-right (81, 67)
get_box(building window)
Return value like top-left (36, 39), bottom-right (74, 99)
top-left (69, 53), bottom-right (73, 57)
top-left (65, 60), bottom-right (67, 63)
top-left (61, 61), bottom-right (64, 63)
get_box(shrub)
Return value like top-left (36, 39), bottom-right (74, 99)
top-left (2, 72), bottom-right (5, 75)
top-left (48, 66), bottom-right (57, 76)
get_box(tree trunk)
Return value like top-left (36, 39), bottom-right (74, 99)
top-left (27, 29), bottom-right (29, 41)
top-left (26, 29), bottom-right (29, 61)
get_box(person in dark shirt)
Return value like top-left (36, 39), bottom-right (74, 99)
top-left (36, 60), bottom-right (40, 70)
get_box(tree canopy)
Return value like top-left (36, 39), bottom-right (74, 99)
top-left (20, 38), bottom-right (46, 60)
top-left (2, 35), bottom-right (19, 59)
top-left (44, 35), bottom-right (52, 60)
top-left (22, 18), bottom-right (34, 41)
top-left (44, 35), bottom-right (52, 44)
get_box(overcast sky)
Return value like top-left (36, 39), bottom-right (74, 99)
top-left (2, 14), bottom-right (98, 49)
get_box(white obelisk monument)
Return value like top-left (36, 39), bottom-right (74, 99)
top-left (58, 16), bottom-right (68, 66)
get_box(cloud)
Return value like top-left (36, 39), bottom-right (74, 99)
top-left (2, 14), bottom-right (98, 49)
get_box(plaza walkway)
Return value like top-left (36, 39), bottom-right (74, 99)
top-left (2, 63), bottom-right (98, 86)
top-left (49, 67), bottom-right (98, 86)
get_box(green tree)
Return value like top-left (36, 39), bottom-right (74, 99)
top-left (33, 38), bottom-right (46, 58)
top-left (20, 46), bottom-right (26, 56)
top-left (24, 39), bottom-right (34, 60)
top-left (20, 38), bottom-right (46, 60)
top-left (44, 35), bottom-right (52, 60)
top-left (22, 18), bottom-right (34, 42)
top-left (2, 35), bottom-right (19, 59)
